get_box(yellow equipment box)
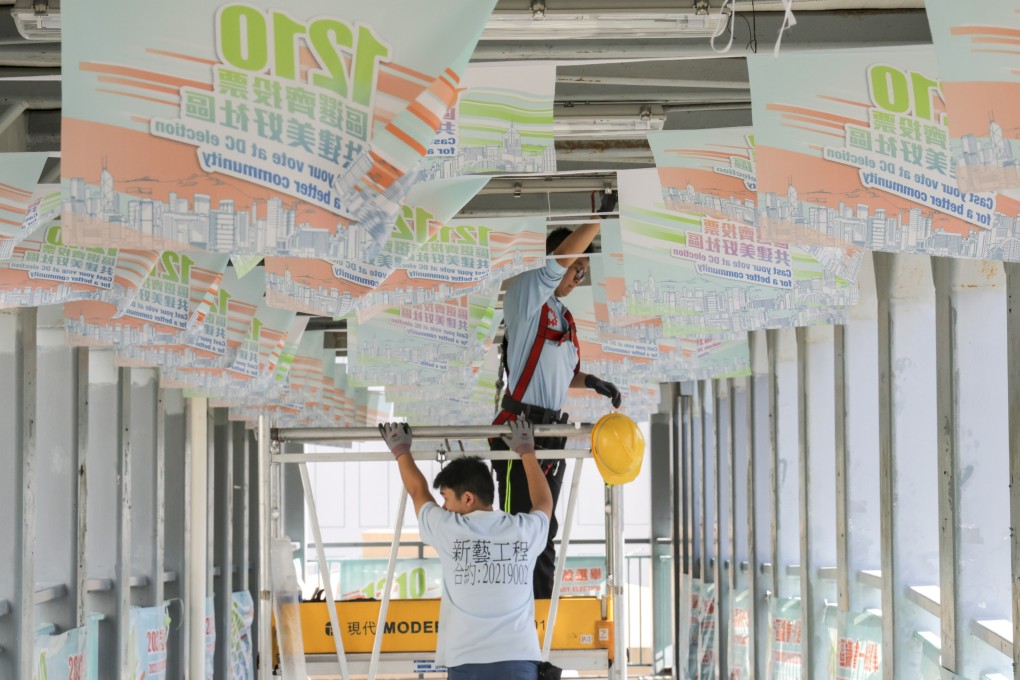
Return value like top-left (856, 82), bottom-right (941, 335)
top-left (292, 597), bottom-right (608, 655)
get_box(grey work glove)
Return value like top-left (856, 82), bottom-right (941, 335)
top-left (505, 418), bottom-right (536, 456)
top-left (585, 374), bottom-right (622, 409)
top-left (378, 422), bottom-right (412, 458)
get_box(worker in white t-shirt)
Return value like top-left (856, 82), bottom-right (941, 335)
top-left (379, 419), bottom-right (552, 680)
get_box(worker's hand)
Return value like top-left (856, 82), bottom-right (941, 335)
top-left (596, 190), bottom-right (618, 218)
top-left (505, 418), bottom-right (536, 456)
top-left (378, 422), bottom-right (412, 458)
top-left (585, 374), bottom-right (622, 409)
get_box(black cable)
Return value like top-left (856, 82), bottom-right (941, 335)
top-left (749, 0), bottom-right (759, 53)
top-left (741, 13), bottom-right (754, 52)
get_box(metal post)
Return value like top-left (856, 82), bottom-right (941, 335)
top-left (544, 458), bottom-right (585, 661)
top-left (714, 380), bottom-right (730, 680)
top-left (17, 307), bottom-right (37, 680)
top-left (649, 408), bottom-right (674, 675)
top-left (75, 347), bottom-right (89, 627)
top-left (608, 483), bottom-right (627, 680)
top-left (214, 408), bottom-right (234, 680)
top-left (115, 368), bottom-right (132, 678)
top-left (932, 257), bottom-right (1011, 677)
top-left (769, 328), bottom-right (799, 600)
top-left (189, 396), bottom-right (209, 680)
top-left (747, 330), bottom-right (771, 679)
top-left (874, 252), bottom-right (939, 680)
top-left (368, 488), bottom-right (408, 680)
top-left (257, 415), bottom-right (272, 680)
top-left (299, 462), bottom-right (350, 678)
top-left (797, 325), bottom-right (837, 679)
top-left (154, 389), bottom-right (166, 607)
top-left (1007, 261), bottom-right (1020, 678)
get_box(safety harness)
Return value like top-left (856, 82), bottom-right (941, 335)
top-left (494, 301), bottom-right (580, 511)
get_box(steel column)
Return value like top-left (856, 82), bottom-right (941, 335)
top-left (188, 397), bottom-right (209, 680)
top-left (649, 410), bottom-right (674, 674)
top-left (162, 389), bottom-right (188, 678)
top-left (115, 368), bottom-right (132, 678)
top-left (714, 379), bottom-right (731, 680)
top-left (769, 328), bottom-right (799, 600)
top-left (797, 325), bottom-right (838, 678)
top-left (608, 483), bottom-right (627, 680)
top-left (747, 330), bottom-right (772, 679)
top-left (257, 416), bottom-right (272, 680)
top-left (835, 253), bottom-right (881, 614)
top-left (874, 252), bottom-right (939, 680)
top-left (932, 257), bottom-right (1011, 677)
top-left (129, 368), bottom-right (159, 607)
top-left (214, 408), bottom-right (234, 680)
top-left (1007, 261), bottom-right (1020, 679)
top-left (75, 348), bottom-right (89, 627)
top-left (17, 308), bottom-right (37, 679)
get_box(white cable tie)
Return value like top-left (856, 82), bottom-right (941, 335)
top-left (773, 0), bottom-right (797, 58)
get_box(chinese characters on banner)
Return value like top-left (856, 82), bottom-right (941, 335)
top-left (62, 1), bottom-right (496, 259)
top-left (826, 607), bottom-right (881, 680)
top-left (750, 46), bottom-right (1020, 262)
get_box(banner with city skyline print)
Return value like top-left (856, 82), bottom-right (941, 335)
top-left (569, 284), bottom-right (750, 386)
top-left (926, 1), bottom-right (1020, 193)
top-left (611, 168), bottom-right (854, 341)
top-left (749, 47), bottom-right (1020, 262)
top-left (61, 1), bottom-right (497, 258)
top-left (420, 62), bottom-right (556, 180)
top-left (263, 175), bottom-right (491, 318)
top-left (346, 290), bottom-right (499, 389)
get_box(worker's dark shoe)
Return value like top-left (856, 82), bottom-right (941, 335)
top-left (537, 661), bottom-right (562, 680)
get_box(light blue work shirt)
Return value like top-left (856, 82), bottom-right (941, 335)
top-left (502, 259), bottom-right (578, 411)
top-left (418, 503), bottom-right (549, 667)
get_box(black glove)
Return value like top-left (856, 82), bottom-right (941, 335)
top-left (596, 190), bottom-right (617, 218)
top-left (584, 374), bottom-right (622, 408)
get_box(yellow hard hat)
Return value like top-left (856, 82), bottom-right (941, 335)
top-left (590, 412), bottom-right (645, 485)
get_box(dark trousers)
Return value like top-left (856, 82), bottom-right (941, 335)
top-left (490, 433), bottom-right (566, 600)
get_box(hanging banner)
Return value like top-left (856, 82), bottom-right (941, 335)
top-left (352, 215), bottom-right (545, 318)
top-left (385, 333), bottom-right (502, 428)
top-left (264, 176), bottom-right (491, 317)
top-left (768, 597), bottom-right (803, 679)
top-left (347, 291), bottom-right (498, 388)
top-left (0, 223), bottom-right (122, 309)
top-left (62, 1), bottom-right (496, 257)
top-left (32, 614), bottom-right (103, 680)
top-left (588, 257), bottom-right (751, 381)
top-left (750, 47), bottom-right (1020, 262)
top-left (614, 169), bottom-right (853, 340)
top-left (421, 62), bottom-right (557, 179)
top-left (826, 607), bottom-right (881, 680)
top-left (0, 153), bottom-right (49, 259)
top-left (178, 309), bottom-right (305, 404)
top-left (118, 265), bottom-right (263, 370)
top-left (926, 2), bottom-right (1020, 193)
top-left (230, 592), bottom-right (255, 680)
top-left (65, 251), bottom-right (229, 347)
top-left (128, 603), bottom-right (171, 679)
top-left (1, 181), bottom-right (62, 260)
top-left (728, 590), bottom-right (751, 679)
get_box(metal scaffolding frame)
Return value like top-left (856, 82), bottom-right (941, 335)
top-left (256, 421), bottom-right (629, 680)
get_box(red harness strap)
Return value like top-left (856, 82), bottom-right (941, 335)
top-left (508, 302), bottom-right (580, 403)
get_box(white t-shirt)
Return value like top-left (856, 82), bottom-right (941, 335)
top-left (418, 503), bottom-right (550, 667)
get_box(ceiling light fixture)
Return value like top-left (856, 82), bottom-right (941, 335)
top-left (483, 12), bottom-right (727, 41)
top-left (11, 0), bottom-right (60, 41)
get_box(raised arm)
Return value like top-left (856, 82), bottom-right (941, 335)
top-left (551, 191), bottom-right (617, 270)
top-left (507, 419), bottom-right (553, 518)
top-left (379, 422), bottom-right (435, 515)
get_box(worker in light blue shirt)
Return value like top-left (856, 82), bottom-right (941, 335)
top-left (380, 419), bottom-right (551, 680)
top-left (490, 192), bottom-right (623, 603)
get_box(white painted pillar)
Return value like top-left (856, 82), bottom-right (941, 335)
top-left (797, 324), bottom-right (838, 678)
top-left (835, 253), bottom-right (881, 613)
top-left (874, 252), bottom-right (939, 680)
top-left (188, 397), bottom-right (209, 680)
top-left (932, 257), bottom-right (1011, 677)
